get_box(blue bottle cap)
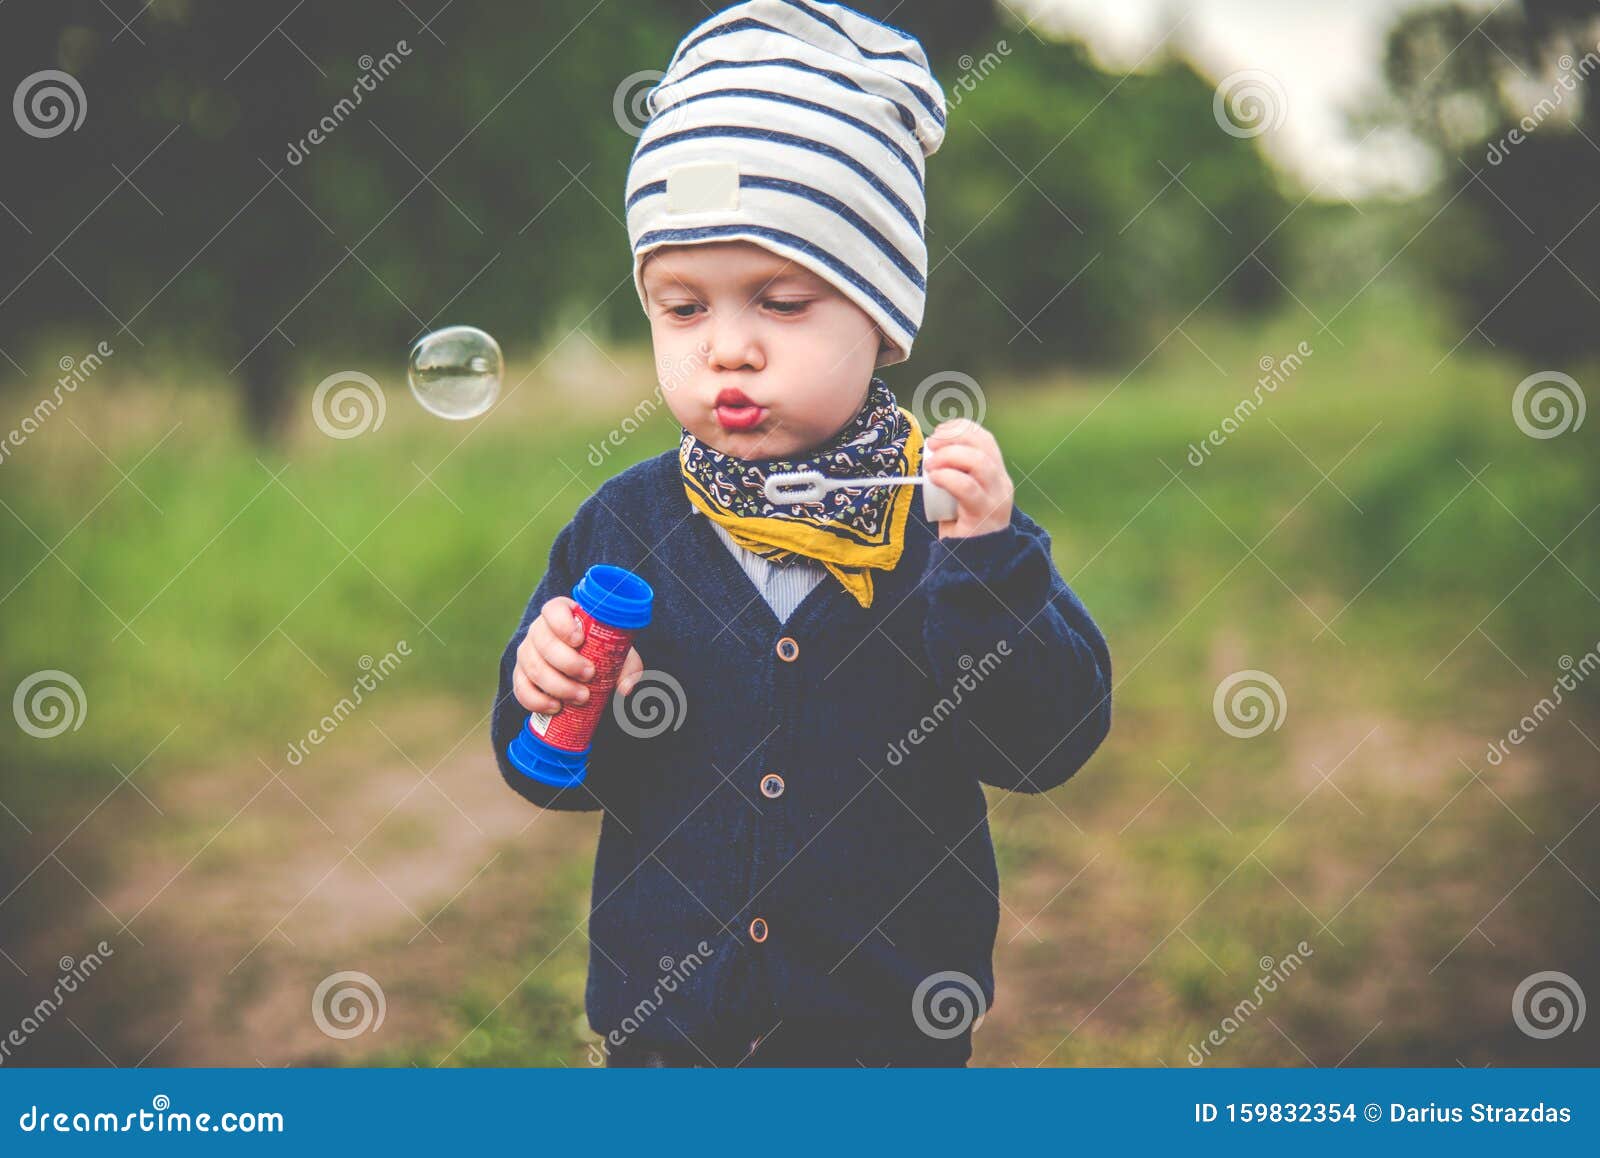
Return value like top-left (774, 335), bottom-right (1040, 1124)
top-left (573, 564), bottom-right (653, 629)
top-left (507, 727), bottom-right (591, 788)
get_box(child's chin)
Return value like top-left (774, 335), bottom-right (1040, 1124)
top-left (717, 440), bottom-right (787, 462)
top-left (699, 427), bottom-right (797, 462)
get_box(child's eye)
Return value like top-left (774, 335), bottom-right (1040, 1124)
top-left (764, 299), bottom-right (810, 315)
top-left (665, 304), bottom-right (702, 319)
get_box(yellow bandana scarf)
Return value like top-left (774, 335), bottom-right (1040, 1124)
top-left (679, 377), bottom-right (924, 609)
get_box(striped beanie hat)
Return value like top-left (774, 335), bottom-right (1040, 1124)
top-left (624, 0), bottom-right (947, 367)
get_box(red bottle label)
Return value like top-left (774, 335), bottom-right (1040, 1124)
top-left (526, 604), bottom-right (635, 753)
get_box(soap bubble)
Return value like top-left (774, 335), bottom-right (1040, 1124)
top-left (407, 325), bottom-right (503, 420)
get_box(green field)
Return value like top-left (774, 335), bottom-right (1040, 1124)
top-left (2, 283), bottom-right (1596, 1066)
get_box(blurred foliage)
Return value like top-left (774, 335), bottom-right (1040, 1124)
top-left (910, 36), bottom-right (1287, 376)
top-left (1, 0), bottom-right (1286, 437)
top-left (6, 0), bottom-right (1587, 434)
top-left (1376, 0), bottom-right (1600, 362)
top-left (1, 0), bottom-right (692, 433)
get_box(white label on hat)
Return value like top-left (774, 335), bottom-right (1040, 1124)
top-left (666, 161), bottom-right (740, 213)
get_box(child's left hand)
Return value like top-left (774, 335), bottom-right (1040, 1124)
top-left (923, 418), bottom-right (1014, 540)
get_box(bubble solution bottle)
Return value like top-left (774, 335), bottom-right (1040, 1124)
top-left (506, 564), bottom-right (654, 788)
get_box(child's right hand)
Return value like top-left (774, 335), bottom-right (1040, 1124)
top-left (512, 596), bottom-right (644, 716)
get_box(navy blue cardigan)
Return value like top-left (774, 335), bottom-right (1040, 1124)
top-left (491, 447), bottom-right (1112, 1062)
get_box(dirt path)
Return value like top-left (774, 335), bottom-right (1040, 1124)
top-left (3, 699), bottom-right (597, 1066)
top-left (970, 709), bottom-right (1600, 1067)
top-left (6, 699), bottom-right (1595, 1068)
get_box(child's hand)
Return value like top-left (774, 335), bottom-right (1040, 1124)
top-left (923, 417), bottom-right (1014, 539)
top-left (513, 596), bottom-right (645, 716)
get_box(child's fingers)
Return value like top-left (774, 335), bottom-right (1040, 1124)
top-left (532, 618), bottom-right (595, 683)
top-left (926, 465), bottom-right (985, 505)
top-left (540, 596), bottom-right (585, 648)
top-left (512, 664), bottom-right (562, 715)
top-left (927, 417), bottom-right (983, 444)
top-left (923, 441), bottom-right (996, 481)
top-left (516, 621), bottom-right (576, 684)
top-left (927, 424), bottom-right (1003, 476)
top-left (929, 419), bottom-right (999, 452)
top-left (617, 647), bottom-right (644, 695)
top-left (928, 466), bottom-right (1013, 532)
top-left (525, 649), bottom-right (591, 704)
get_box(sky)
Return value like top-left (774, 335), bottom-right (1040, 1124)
top-left (1017, 0), bottom-right (1501, 198)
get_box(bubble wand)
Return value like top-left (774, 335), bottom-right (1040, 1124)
top-left (761, 469), bottom-right (958, 522)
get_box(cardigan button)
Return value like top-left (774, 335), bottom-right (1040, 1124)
top-left (748, 917), bottom-right (769, 943)
top-left (760, 773), bottom-right (785, 799)
top-left (775, 636), bottom-right (799, 662)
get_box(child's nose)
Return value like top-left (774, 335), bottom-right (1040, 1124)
top-left (706, 318), bottom-right (764, 372)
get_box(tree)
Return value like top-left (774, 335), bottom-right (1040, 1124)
top-left (1379, 0), bottom-right (1600, 362)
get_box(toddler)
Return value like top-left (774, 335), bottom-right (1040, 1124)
top-left (492, 0), bottom-right (1112, 1067)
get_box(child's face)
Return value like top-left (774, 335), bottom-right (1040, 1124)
top-left (642, 240), bottom-right (883, 461)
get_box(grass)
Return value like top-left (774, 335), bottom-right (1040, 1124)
top-left (1, 280), bottom-right (1596, 1066)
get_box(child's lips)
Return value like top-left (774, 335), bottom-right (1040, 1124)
top-left (714, 403), bottom-right (768, 431)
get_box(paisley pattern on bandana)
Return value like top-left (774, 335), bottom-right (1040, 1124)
top-left (679, 377), bottom-right (926, 609)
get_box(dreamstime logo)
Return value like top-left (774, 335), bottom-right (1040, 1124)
top-left (586, 343), bottom-right (709, 467)
top-left (615, 69), bottom-right (681, 137)
top-left (1512, 970), bottom-right (1586, 1039)
top-left (13, 670), bottom-right (86, 739)
top-left (1212, 69), bottom-right (1287, 139)
top-left (0, 340), bottom-right (113, 467)
top-left (612, 669), bottom-right (687, 739)
top-left (16, 1094), bottom-right (284, 1134)
top-left (912, 370), bottom-right (986, 428)
top-left (587, 940), bottom-right (715, 1064)
top-left (1485, 643), bottom-right (1597, 766)
top-left (1187, 341), bottom-right (1312, 466)
top-left (311, 970), bottom-right (386, 1039)
top-left (0, 940), bottom-right (114, 1066)
top-left (1212, 669), bottom-right (1287, 738)
top-left (285, 642), bottom-right (410, 766)
top-left (912, 970), bottom-right (986, 1039)
top-left (285, 40), bottom-right (411, 165)
top-left (14, 70), bottom-right (86, 138)
top-left (1187, 941), bottom-right (1314, 1064)
top-left (946, 40), bottom-right (1011, 112)
top-left (312, 370), bottom-right (386, 438)
top-left (886, 642), bottom-right (1011, 766)
top-left (1511, 371), bottom-right (1585, 439)
top-left (1487, 42), bottom-right (1600, 164)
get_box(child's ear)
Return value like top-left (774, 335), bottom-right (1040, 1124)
top-left (876, 329), bottom-right (900, 366)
